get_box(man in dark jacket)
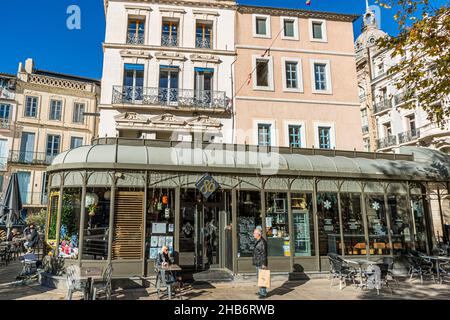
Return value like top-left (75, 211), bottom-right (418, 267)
top-left (252, 228), bottom-right (268, 299)
top-left (24, 224), bottom-right (38, 250)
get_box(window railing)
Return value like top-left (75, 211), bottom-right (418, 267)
top-left (0, 87), bottom-right (15, 100)
top-left (112, 86), bottom-right (229, 110)
top-left (0, 158), bottom-right (7, 170)
top-left (161, 34), bottom-right (178, 47)
top-left (398, 128), bottom-right (420, 144)
top-left (376, 135), bottom-right (397, 149)
top-left (0, 118), bottom-right (10, 129)
top-left (196, 37), bottom-right (212, 49)
top-left (373, 100), bottom-right (391, 114)
top-left (8, 150), bottom-right (57, 165)
top-left (127, 33), bottom-right (145, 45)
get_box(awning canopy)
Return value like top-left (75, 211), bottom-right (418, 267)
top-left (47, 143), bottom-right (450, 182)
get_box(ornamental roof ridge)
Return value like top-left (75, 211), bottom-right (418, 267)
top-left (105, 0), bottom-right (237, 11)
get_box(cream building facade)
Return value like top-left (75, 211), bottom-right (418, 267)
top-left (233, 5), bottom-right (363, 150)
top-left (355, 5), bottom-right (450, 242)
top-left (99, 0), bottom-right (236, 143)
top-left (3, 59), bottom-right (100, 215)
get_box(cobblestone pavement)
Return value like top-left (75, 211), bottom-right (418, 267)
top-left (1, 261), bottom-right (449, 300)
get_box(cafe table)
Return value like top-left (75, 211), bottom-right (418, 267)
top-left (79, 266), bottom-right (104, 300)
top-left (342, 258), bottom-right (376, 289)
top-left (421, 255), bottom-right (450, 284)
top-left (154, 264), bottom-right (182, 300)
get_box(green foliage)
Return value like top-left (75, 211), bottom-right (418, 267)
top-left (376, 0), bottom-right (450, 124)
top-left (61, 193), bottom-right (79, 241)
top-left (25, 209), bottom-right (47, 231)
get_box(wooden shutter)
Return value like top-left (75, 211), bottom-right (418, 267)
top-left (112, 191), bottom-right (144, 260)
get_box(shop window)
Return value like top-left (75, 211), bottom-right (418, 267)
top-left (340, 193), bottom-right (365, 255)
top-left (265, 192), bottom-right (290, 257)
top-left (388, 195), bottom-right (414, 253)
top-left (82, 187), bottom-right (110, 260)
top-left (317, 192), bottom-right (340, 255)
top-left (365, 195), bottom-right (389, 255)
top-left (237, 191), bottom-right (262, 258)
top-left (411, 194), bottom-right (427, 252)
top-left (146, 188), bottom-right (175, 260)
top-left (58, 188), bottom-right (81, 259)
top-left (291, 192), bottom-right (315, 256)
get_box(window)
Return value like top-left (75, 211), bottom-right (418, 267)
top-left (253, 15), bottom-right (270, 38)
top-left (46, 135), bottom-right (60, 157)
top-left (73, 103), bottom-right (85, 123)
top-left (309, 19), bottom-right (327, 41)
top-left (161, 20), bottom-right (178, 47)
top-left (341, 193), bottom-right (365, 255)
top-left (196, 22), bottom-right (213, 49)
top-left (281, 17), bottom-right (298, 40)
top-left (253, 56), bottom-right (274, 90)
top-left (266, 192), bottom-right (290, 257)
top-left (49, 100), bottom-right (62, 121)
top-left (0, 104), bottom-right (11, 120)
top-left (388, 194), bottom-right (414, 253)
top-left (123, 64), bottom-right (145, 102)
top-left (285, 62), bottom-right (298, 89)
top-left (406, 114), bottom-right (416, 134)
top-left (383, 122), bottom-right (392, 137)
top-left (318, 126), bottom-right (331, 149)
top-left (25, 96), bottom-right (38, 117)
top-left (258, 124), bottom-right (271, 146)
top-left (365, 194), bottom-right (389, 255)
top-left (237, 191), bottom-right (262, 257)
top-left (288, 125), bottom-right (302, 148)
top-left (70, 137), bottom-right (83, 149)
top-left (314, 63), bottom-right (327, 91)
top-left (127, 18), bottom-right (145, 45)
top-left (317, 192), bottom-right (340, 255)
top-left (292, 192), bottom-right (315, 256)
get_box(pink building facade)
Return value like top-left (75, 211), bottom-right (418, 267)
top-left (233, 6), bottom-right (363, 151)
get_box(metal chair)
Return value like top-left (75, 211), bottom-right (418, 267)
top-left (155, 267), bottom-right (177, 299)
top-left (382, 256), bottom-right (398, 286)
top-left (364, 264), bottom-right (382, 295)
top-left (92, 263), bottom-right (113, 300)
top-left (328, 256), bottom-right (356, 290)
top-left (66, 265), bottom-right (86, 300)
top-left (406, 254), bottom-right (434, 284)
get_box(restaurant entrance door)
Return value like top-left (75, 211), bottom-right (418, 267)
top-left (179, 189), bottom-right (232, 271)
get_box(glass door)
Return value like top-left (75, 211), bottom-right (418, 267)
top-left (159, 66), bottom-right (179, 105)
top-left (17, 171), bottom-right (31, 204)
top-left (123, 64), bottom-right (144, 103)
top-left (195, 68), bottom-right (213, 107)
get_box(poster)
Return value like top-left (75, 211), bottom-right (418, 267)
top-left (152, 223), bottom-right (167, 234)
top-left (158, 236), bottom-right (166, 247)
top-left (149, 248), bottom-right (158, 259)
top-left (166, 236), bottom-right (174, 249)
top-left (265, 217), bottom-right (273, 228)
top-left (168, 224), bottom-right (174, 233)
top-left (150, 236), bottom-right (158, 247)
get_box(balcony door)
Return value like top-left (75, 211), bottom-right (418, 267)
top-left (159, 66), bottom-right (179, 105)
top-left (195, 68), bottom-right (213, 106)
top-left (17, 171), bottom-right (31, 204)
top-left (19, 132), bottom-right (35, 163)
top-left (123, 64), bottom-right (144, 103)
top-left (0, 139), bottom-right (7, 170)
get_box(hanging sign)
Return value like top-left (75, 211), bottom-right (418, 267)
top-left (196, 173), bottom-right (220, 199)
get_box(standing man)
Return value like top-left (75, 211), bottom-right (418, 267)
top-left (252, 228), bottom-right (268, 299)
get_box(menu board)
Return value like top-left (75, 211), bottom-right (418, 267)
top-left (238, 217), bottom-right (256, 256)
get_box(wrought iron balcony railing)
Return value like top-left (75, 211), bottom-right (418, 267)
top-left (127, 33), bottom-right (145, 45)
top-left (398, 128), bottom-right (420, 144)
top-left (377, 135), bottom-right (397, 149)
top-left (9, 150), bottom-right (56, 166)
top-left (0, 118), bottom-right (10, 129)
top-left (161, 34), bottom-right (178, 47)
top-left (112, 86), bottom-right (229, 110)
top-left (373, 100), bottom-right (391, 114)
top-left (195, 37), bottom-right (212, 49)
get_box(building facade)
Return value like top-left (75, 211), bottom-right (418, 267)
top-left (234, 5), bottom-right (363, 150)
top-left (4, 59), bottom-right (100, 215)
top-left (0, 73), bottom-right (17, 194)
top-left (99, 0), bottom-right (236, 143)
top-left (355, 5), bottom-right (450, 241)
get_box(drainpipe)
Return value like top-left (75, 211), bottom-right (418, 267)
top-left (230, 58), bottom-right (237, 144)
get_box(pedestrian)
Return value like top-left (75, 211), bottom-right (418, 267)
top-left (24, 224), bottom-right (38, 251)
top-left (252, 228), bottom-right (268, 299)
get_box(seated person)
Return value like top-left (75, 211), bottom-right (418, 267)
top-left (156, 246), bottom-right (174, 267)
top-left (24, 224), bottom-right (38, 251)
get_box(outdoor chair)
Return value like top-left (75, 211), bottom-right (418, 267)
top-left (406, 254), bottom-right (434, 284)
top-left (328, 256), bottom-right (356, 290)
top-left (66, 265), bottom-right (87, 300)
top-left (155, 267), bottom-right (178, 299)
top-left (364, 264), bottom-right (382, 295)
top-left (382, 257), bottom-right (399, 286)
top-left (92, 263), bottom-right (113, 300)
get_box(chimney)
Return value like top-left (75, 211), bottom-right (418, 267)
top-left (24, 58), bottom-right (34, 74)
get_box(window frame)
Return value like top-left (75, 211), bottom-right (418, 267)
top-left (0, 103), bottom-right (11, 120)
top-left (252, 55), bottom-right (274, 91)
top-left (253, 120), bottom-right (276, 147)
top-left (46, 134), bottom-right (61, 157)
top-left (72, 102), bottom-right (85, 124)
top-left (126, 16), bottom-right (146, 45)
top-left (24, 96), bottom-right (39, 118)
top-left (195, 20), bottom-right (214, 49)
top-left (280, 16), bottom-right (299, 40)
top-left (284, 121), bottom-right (306, 148)
top-left (252, 14), bottom-right (271, 38)
top-left (310, 59), bottom-right (332, 95)
top-left (314, 122), bottom-right (336, 149)
top-left (281, 58), bottom-right (303, 93)
top-left (49, 99), bottom-right (63, 121)
top-left (309, 18), bottom-right (327, 42)
top-left (70, 136), bottom-right (83, 149)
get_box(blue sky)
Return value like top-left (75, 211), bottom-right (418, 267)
top-left (0, 0), bottom-right (446, 79)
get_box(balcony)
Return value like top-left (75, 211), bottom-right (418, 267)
top-left (161, 34), bottom-right (178, 47)
top-left (9, 150), bottom-right (56, 166)
top-left (393, 91), bottom-right (415, 106)
top-left (195, 37), bottom-right (212, 49)
top-left (0, 158), bottom-right (6, 171)
top-left (112, 86), bottom-right (229, 110)
top-left (398, 128), bottom-right (420, 144)
top-left (127, 33), bottom-right (145, 45)
top-left (0, 87), bottom-right (15, 100)
top-left (373, 100), bottom-right (391, 114)
top-left (0, 118), bottom-right (10, 130)
top-left (377, 135), bottom-right (397, 149)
